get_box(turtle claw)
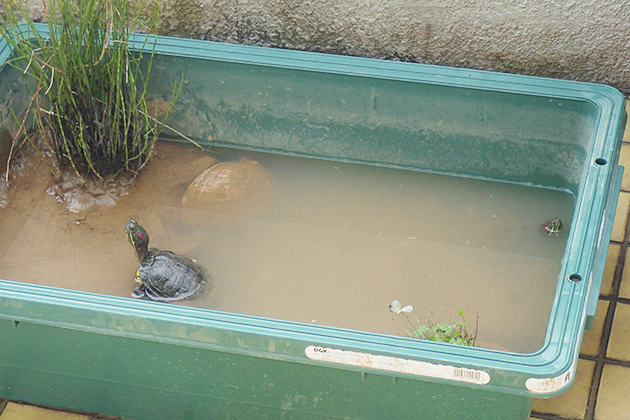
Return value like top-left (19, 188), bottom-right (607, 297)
top-left (131, 284), bottom-right (147, 299)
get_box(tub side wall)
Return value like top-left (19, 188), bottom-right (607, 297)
top-left (13, 0), bottom-right (629, 96)
top-left (145, 53), bottom-right (597, 192)
top-left (0, 318), bottom-right (535, 420)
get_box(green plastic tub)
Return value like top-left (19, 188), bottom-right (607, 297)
top-left (0, 24), bottom-right (626, 420)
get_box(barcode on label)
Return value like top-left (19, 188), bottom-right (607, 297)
top-left (454, 368), bottom-right (482, 382)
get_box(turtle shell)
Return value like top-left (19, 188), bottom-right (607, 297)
top-left (182, 158), bottom-right (272, 211)
top-left (133, 249), bottom-right (205, 302)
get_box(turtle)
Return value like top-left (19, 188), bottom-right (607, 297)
top-left (182, 158), bottom-right (272, 211)
top-left (541, 217), bottom-right (563, 235)
top-left (125, 219), bottom-right (205, 302)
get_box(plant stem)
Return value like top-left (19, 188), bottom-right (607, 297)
top-left (1, 0), bottom-right (177, 181)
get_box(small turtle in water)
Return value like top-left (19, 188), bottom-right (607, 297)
top-left (125, 219), bottom-right (205, 302)
top-left (541, 217), bottom-right (563, 235)
top-left (182, 158), bottom-right (272, 211)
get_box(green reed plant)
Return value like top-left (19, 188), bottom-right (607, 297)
top-left (1, 0), bottom-right (176, 180)
top-left (389, 300), bottom-right (478, 346)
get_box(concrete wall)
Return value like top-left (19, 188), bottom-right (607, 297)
top-left (19, 0), bottom-right (630, 95)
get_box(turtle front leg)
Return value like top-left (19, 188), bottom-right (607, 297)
top-left (131, 269), bottom-right (147, 299)
top-left (132, 283), bottom-right (147, 299)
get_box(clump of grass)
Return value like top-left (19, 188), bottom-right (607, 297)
top-left (1, 0), bottom-right (176, 181)
top-left (389, 300), bottom-right (478, 346)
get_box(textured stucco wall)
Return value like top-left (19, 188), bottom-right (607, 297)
top-left (15, 0), bottom-right (630, 95)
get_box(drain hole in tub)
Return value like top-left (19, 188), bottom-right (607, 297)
top-left (595, 158), bottom-right (608, 165)
top-left (568, 274), bottom-right (583, 282)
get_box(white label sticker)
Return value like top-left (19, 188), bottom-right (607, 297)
top-left (525, 368), bottom-right (574, 394)
top-left (305, 345), bottom-right (490, 385)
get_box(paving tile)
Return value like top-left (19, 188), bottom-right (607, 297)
top-left (611, 191), bottom-right (630, 243)
top-left (600, 243), bottom-right (620, 297)
top-left (607, 302), bottom-right (630, 361)
top-left (581, 299), bottom-right (609, 357)
top-left (0, 402), bottom-right (89, 420)
top-left (620, 143), bottom-right (630, 191)
top-left (620, 250), bottom-right (630, 299)
top-left (595, 363), bottom-right (630, 420)
top-left (531, 358), bottom-right (594, 419)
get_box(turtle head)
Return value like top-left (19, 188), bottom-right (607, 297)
top-left (125, 219), bottom-right (150, 261)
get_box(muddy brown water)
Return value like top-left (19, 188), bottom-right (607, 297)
top-left (0, 141), bottom-right (574, 353)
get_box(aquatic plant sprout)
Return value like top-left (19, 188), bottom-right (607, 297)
top-left (389, 300), bottom-right (477, 346)
top-left (1, 0), bottom-right (180, 181)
